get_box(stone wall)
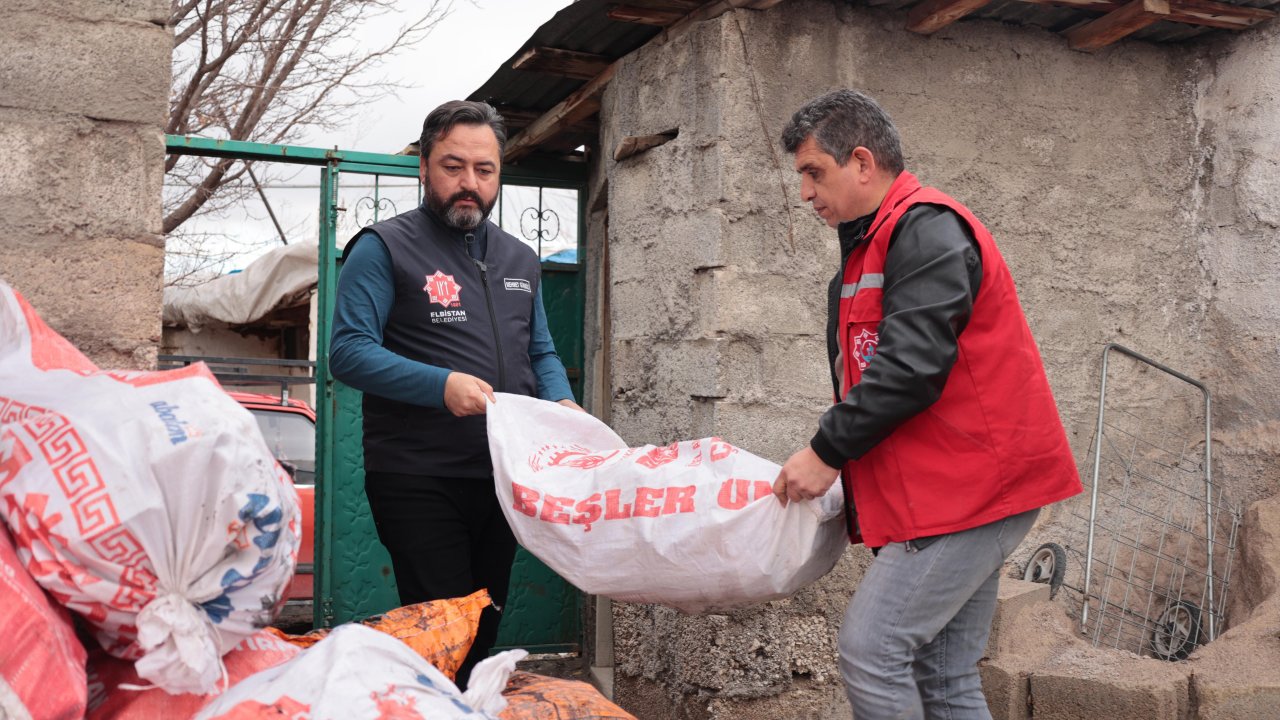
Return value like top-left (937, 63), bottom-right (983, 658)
top-left (588, 0), bottom-right (1278, 716)
top-left (1194, 20), bottom-right (1280, 514)
top-left (0, 1), bottom-right (171, 369)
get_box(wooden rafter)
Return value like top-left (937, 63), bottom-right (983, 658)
top-left (512, 47), bottom-right (612, 80)
top-left (607, 4), bottom-right (687, 25)
top-left (494, 105), bottom-right (599, 134)
top-left (907, 0), bottom-right (995, 33)
top-left (504, 0), bottom-right (789, 162)
top-left (503, 64), bottom-right (617, 161)
top-left (1022, 0), bottom-right (1274, 29)
top-left (1067, 0), bottom-right (1170, 50)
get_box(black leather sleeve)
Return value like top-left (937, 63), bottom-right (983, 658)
top-left (809, 204), bottom-right (983, 468)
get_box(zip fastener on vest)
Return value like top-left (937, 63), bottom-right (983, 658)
top-left (466, 232), bottom-right (507, 392)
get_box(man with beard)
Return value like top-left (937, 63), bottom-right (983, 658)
top-left (330, 100), bottom-right (580, 687)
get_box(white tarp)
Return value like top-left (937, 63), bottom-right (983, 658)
top-left (162, 241), bottom-right (318, 332)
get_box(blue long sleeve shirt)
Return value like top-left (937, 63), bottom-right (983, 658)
top-left (329, 232), bottom-right (573, 407)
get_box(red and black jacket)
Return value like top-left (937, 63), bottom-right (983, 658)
top-left (811, 171), bottom-right (1081, 547)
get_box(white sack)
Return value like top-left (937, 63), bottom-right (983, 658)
top-left (487, 393), bottom-right (847, 613)
top-left (0, 283), bottom-right (301, 695)
top-left (193, 624), bottom-right (525, 719)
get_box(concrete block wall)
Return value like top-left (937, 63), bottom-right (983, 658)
top-left (1193, 20), bottom-right (1280, 510)
top-left (0, 2), bottom-right (171, 369)
top-left (592, 0), bottom-right (1276, 716)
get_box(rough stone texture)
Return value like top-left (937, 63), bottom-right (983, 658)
top-left (1192, 19), bottom-right (1280, 511)
top-left (2, 0), bottom-right (168, 25)
top-left (0, 11), bottom-right (171, 125)
top-left (0, 7), bottom-right (170, 368)
top-left (1028, 652), bottom-right (1191, 720)
top-left (1187, 493), bottom-right (1280, 719)
top-left (0, 108), bottom-right (166, 241)
top-left (985, 579), bottom-right (1051, 658)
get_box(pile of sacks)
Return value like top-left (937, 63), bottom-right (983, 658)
top-left (0, 283), bottom-right (632, 719)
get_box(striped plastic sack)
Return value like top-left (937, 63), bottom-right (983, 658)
top-left (0, 522), bottom-right (88, 720)
top-left (0, 283), bottom-right (301, 695)
top-left (194, 624), bottom-right (526, 720)
top-left (488, 393), bottom-right (847, 613)
top-left (86, 630), bottom-right (301, 719)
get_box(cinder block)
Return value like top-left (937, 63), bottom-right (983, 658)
top-left (0, 236), bottom-right (163, 370)
top-left (1, 0), bottom-right (168, 25)
top-left (980, 657), bottom-right (1030, 720)
top-left (0, 109), bottom-right (165, 241)
top-left (1187, 613), bottom-right (1280, 720)
top-left (0, 12), bottom-right (170, 124)
top-left (985, 578), bottom-right (1051, 657)
top-left (1029, 654), bottom-right (1190, 720)
top-left (698, 266), bottom-right (825, 337)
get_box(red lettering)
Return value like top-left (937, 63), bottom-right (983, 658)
top-left (512, 482), bottom-right (540, 517)
top-left (634, 487), bottom-right (663, 517)
top-left (572, 494), bottom-right (603, 532)
top-left (709, 437), bottom-right (737, 462)
top-left (0, 431), bottom-right (32, 490)
top-left (604, 489), bottom-right (632, 519)
top-left (541, 495), bottom-right (573, 525)
top-left (717, 478), bottom-right (750, 510)
top-left (754, 480), bottom-right (775, 501)
top-left (662, 485), bottom-right (696, 514)
top-left (637, 442), bottom-right (680, 469)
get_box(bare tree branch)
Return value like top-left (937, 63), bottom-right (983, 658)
top-left (163, 0), bottom-right (453, 281)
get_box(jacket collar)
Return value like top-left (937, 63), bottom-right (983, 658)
top-left (835, 171), bottom-right (920, 255)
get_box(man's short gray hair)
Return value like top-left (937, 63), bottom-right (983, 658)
top-left (419, 100), bottom-right (507, 160)
top-left (780, 90), bottom-right (904, 175)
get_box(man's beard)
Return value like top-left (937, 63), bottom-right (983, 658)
top-left (426, 183), bottom-right (497, 231)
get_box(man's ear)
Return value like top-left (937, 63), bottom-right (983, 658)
top-left (418, 156), bottom-right (429, 186)
top-left (850, 146), bottom-right (877, 178)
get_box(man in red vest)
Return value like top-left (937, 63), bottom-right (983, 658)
top-left (772, 90), bottom-right (1082, 719)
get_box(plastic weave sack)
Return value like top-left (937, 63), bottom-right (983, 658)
top-left (267, 588), bottom-right (491, 680)
top-left (193, 624), bottom-right (527, 720)
top-left (0, 522), bottom-right (88, 720)
top-left (487, 393), bottom-right (847, 613)
top-left (86, 630), bottom-right (301, 719)
top-left (0, 283), bottom-right (301, 695)
top-left (499, 672), bottom-right (636, 720)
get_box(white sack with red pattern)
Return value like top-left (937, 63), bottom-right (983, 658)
top-left (487, 393), bottom-right (847, 613)
top-left (0, 282), bottom-right (301, 695)
top-left (193, 624), bottom-right (523, 720)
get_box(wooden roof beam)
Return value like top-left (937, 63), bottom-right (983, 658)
top-left (1067, 0), bottom-right (1170, 50)
top-left (1024, 0), bottom-right (1272, 29)
top-left (504, 64), bottom-right (617, 162)
top-left (907, 0), bottom-right (996, 34)
top-left (512, 47), bottom-right (612, 80)
top-left (607, 4), bottom-right (688, 25)
top-left (504, 0), bottom-right (789, 162)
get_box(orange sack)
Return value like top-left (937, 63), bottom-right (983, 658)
top-left (499, 672), bottom-right (636, 720)
top-left (267, 588), bottom-right (491, 681)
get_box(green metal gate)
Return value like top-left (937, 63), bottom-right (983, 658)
top-left (166, 136), bottom-right (587, 653)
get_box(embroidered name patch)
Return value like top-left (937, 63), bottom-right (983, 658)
top-left (504, 278), bottom-right (532, 293)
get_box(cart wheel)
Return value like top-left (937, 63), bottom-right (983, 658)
top-left (1151, 601), bottom-right (1202, 661)
top-left (1022, 543), bottom-right (1067, 598)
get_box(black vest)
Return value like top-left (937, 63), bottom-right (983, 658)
top-left (345, 205), bottom-right (540, 477)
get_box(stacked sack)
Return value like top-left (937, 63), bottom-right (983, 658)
top-left (0, 282), bottom-right (301, 703)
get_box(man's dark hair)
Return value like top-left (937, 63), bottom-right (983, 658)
top-left (780, 90), bottom-right (905, 175)
top-left (419, 100), bottom-right (507, 160)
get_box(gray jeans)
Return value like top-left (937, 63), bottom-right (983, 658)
top-left (838, 508), bottom-right (1040, 720)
